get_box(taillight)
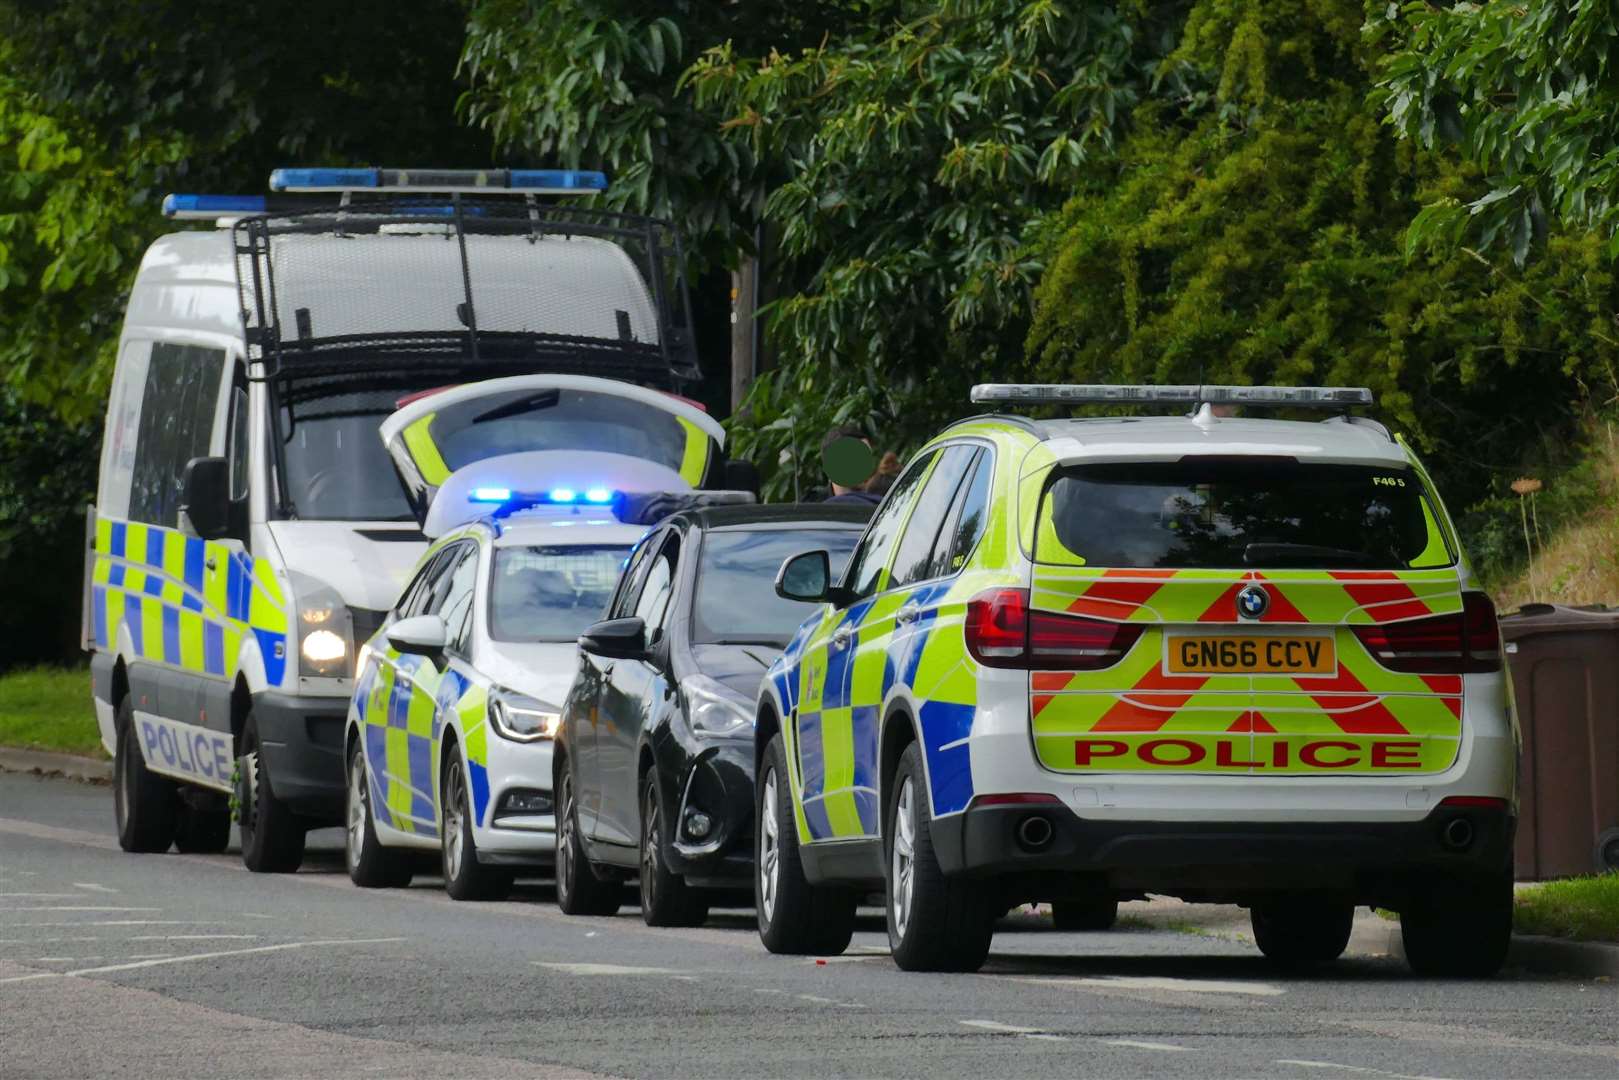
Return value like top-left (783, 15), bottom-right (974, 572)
top-left (1351, 591), bottom-right (1501, 674)
top-left (965, 588), bottom-right (1142, 670)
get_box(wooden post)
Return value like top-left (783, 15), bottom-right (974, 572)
top-left (730, 253), bottom-right (757, 414)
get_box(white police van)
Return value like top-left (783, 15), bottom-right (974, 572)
top-left (85, 167), bottom-right (734, 872)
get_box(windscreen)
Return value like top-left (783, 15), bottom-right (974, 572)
top-left (428, 387), bottom-right (695, 476)
top-left (282, 389), bottom-right (416, 521)
top-left (490, 544), bottom-right (630, 642)
top-left (693, 529), bottom-right (861, 647)
top-left (1037, 460), bottom-right (1452, 570)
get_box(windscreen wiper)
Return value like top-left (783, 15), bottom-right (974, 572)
top-left (1243, 542), bottom-right (1378, 567)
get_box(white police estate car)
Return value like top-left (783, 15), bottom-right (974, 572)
top-left (341, 455), bottom-right (723, 899)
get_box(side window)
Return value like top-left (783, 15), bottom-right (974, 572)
top-left (841, 451), bottom-right (935, 601)
top-left (128, 343), bottom-right (225, 527)
top-left (433, 545), bottom-right (480, 658)
top-left (632, 537), bottom-right (679, 643)
top-left (608, 533), bottom-right (659, 619)
top-left (889, 445), bottom-right (977, 589)
top-left (931, 449), bottom-right (994, 578)
top-left (396, 547), bottom-right (453, 619)
top-left (98, 340), bottom-right (150, 518)
top-left (227, 378), bottom-right (250, 502)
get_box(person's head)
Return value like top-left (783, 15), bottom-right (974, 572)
top-left (864, 450), bottom-right (901, 496)
top-left (821, 426), bottom-right (875, 495)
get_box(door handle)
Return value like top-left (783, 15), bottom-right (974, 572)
top-left (896, 606), bottom-right (919, 625)
top-left (831, 628), bottom-right (852, 649)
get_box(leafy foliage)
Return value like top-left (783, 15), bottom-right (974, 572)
top-left (1373, 0), bottom-right (1619, 264)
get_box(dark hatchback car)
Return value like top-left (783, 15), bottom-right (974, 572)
top-left (553, 503), bottom-right (869, 925)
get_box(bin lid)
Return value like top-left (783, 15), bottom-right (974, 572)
top-left (1499, 602), bottom-right (1619, 640)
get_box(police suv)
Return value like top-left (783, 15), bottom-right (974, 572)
top-left (86, 167), bottom-right (731, 872)
top-left (758, 384), bottom-right (1516, 976)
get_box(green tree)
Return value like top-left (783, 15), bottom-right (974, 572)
top-left (1373, 0), bottom-right (1619, 264)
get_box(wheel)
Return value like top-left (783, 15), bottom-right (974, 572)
top-left (1401, 869), bottom-right (1512, 977)
top-left (755, 734), bottom-right (857, 955)
top-left (345, 739), bottom-right (414, 888)
top-left (1052, 895), bottom-right (1119, 931)
top-left (113, 696), bottom-right (177, 853)
top-left (173, 801), bottom-right (231, 854)
top-left (886, 742), bottom-right (994, 973)
top-left (442, 751), bottom-right (512, 901)
top-left (236, 711), bottom-right (306, 874)
top-left (554, 754), bottom-right (621, 916)
top-left (1250, 897), bottom-right (1354, 971)
top-left (639, 771), bottom-right (709, 927)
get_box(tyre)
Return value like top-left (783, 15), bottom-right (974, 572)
top-left (1250, 897), bottom-right (1354, 971)
top-left (639, 771), bottom-right (709, 927)
top-left (113, 696), bottom-right (177, 853)
top-left (345, 739), bottom-right (414, 888)
top-left (755, 734), bottom-right (857, 956)
top-left (1401, 869), bottom-right (1512, 978)
top-left (173, 801), bottom-right (231, 854)
top-left (885, 742), bottom-right (994, 972)
top-left (442, 750), bottom-right (511, 901)
top-left (554, 754), bottom-right (621, 916)
top-left (1052, 895), bottom-right (1119, 932)
top-left (236, 711), bottom-right (306, 874)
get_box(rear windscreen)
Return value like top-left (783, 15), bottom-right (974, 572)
top-left (1037, 460), bottom-right (1452, 570)
top-left (429, 387), bottom-right (693, 475)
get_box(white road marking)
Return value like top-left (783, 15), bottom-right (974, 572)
top-left (127, 934), bottom-right (258, 942)
top-left (960, 1020), bottom-right (1067, 1042)
top-left (32, 957), bottom-right (102, 963)
top-left (72, 883), bottom-right (117, 893)
top-left (752, 988), bottom-right (787, 995)
top-left (533, 963), bottom-right (681, 976)
top-left (1276, 1060), bottom-right (1455, 1080)
top-left (0, 893), bottom-right (76, 899)
top-left (798, 994), bottom-right (864, 1009)
top-left (0, 938), bottom-right (406, 985)
top-left (1055, 975), bottom-right (1285, 997)
top-left (7, 906), bottom-right (160, 913)
top-left (810, 954), bottom-right (885, 963)
top-left (14, 921), bottom-right (230, 928)
top-left (669, 975), bottom-right (699, 982)
top-left (125, 953), bottom-right (173, 961)
top-left (0, 937), bottom-right (100, 945)
top-left (1105, 1040), bottom-right (1191, 1052)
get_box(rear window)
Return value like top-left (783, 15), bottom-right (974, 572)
top-left (1037, 460), bottom-right (1452, 570)
top-left (489, 544), bottom-right (630, 642)
top-left (429, 387), bottom-right (695, 476)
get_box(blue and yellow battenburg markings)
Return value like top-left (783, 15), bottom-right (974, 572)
top-left (91, 518), bottom-right (288, 685)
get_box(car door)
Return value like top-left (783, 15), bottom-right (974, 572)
top-left (594, 529), bottom-right (682, 850)
top-left (793, 453), bottom-right (935, 843)
top-left (573, 532), bottom-right (658, 838)
top-left (429, 542), bottom-right (489, 830)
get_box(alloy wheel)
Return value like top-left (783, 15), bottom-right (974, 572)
top-left (759, 769), bottom-right (779, 922)
top-left (346, 755), bottom-right (367, 872)
top-left (557, 772), bottom-right (576, 900)
top-left (890, 776), bottom-right (916, 939)
top-left (445, 761), bottom-right (466, 878)
top-left (641, 785), bottom-right (660, 912)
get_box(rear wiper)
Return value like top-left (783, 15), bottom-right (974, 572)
top-left (473, 390), bottom-right (560, 425)
top-left (1243, 542), bottom-right (1378, 567)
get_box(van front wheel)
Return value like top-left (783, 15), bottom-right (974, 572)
top-left (113, 696), bottom-right (177, 853)
top-left (236, 712), bottom-right (306, 874)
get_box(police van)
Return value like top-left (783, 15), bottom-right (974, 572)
top-left (85, 168), bottom-right (733, 872)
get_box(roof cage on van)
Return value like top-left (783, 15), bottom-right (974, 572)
top-left (969, 384), bottom-right (1373, 408)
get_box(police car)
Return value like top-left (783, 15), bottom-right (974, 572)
top-left (342, 451), bottom-right (741, 899)
top-left (757, 385), bottom-right (1516, 976)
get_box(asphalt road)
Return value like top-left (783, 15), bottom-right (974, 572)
top-left (1, 771), bottom-right (1614, 1080)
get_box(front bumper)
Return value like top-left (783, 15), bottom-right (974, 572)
top-left (663, 739), bottom-right (755, 887)
top-left (254, 691), bottom-right (349, 821)
top-left (474, 738), bottom-right (557, 865)
top-left (931, 801), bottom-right (1515, 905)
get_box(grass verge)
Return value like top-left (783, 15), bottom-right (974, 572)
top-left (1514, 874), bottom-right (1619, 944)
top-left (0, 665), bottom-right (103, 756)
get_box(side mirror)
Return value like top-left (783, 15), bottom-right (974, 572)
top-left (387, 614), bottom-right (448, 659)
top-left (580, 616), bottom-right (649, 660)
top-left (776, 550), bottom-right (831, 603)
top-left (180, 457), bottom-right (231, 540)
top-left (723, 458), bottom-right (761, 499)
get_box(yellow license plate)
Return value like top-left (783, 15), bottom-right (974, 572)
top-left (1166, 635), bottom-right (1336, 675)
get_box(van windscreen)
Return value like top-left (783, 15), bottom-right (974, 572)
top-left (1037, 460), bottom-right (1451, 570)
top-left (282, 389), bottom-right (415, 521)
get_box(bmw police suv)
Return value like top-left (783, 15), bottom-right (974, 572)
top-left (756, 385), bottom-right (1516, 976)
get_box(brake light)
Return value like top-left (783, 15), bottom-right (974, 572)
top-left (965, 588), bottom-right (1142, 670)
top-left (1351, 592), bottom-right (1501, 674)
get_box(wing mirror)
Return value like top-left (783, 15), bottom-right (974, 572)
top-left (180, 457), bottom-right (232, 540)
top-left (775, 550), bottom-right (852, 607)
top-left (579, 616), bottom-right (649, 660)
top-left (386, 614), bottom-right (448, 659)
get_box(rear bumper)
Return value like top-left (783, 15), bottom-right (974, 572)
top-left (930, 801), bottom-right (1514, 904)
top-left (254, 691), bottom-right (348, 822)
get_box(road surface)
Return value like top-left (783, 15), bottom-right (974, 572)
top-left (1, 771), bottom-right (1614, 1079)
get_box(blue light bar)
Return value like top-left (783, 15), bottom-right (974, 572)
top-left (162, 194), bottom-right (268, 220)
top-left (471, 487), bottom-right (512, 503)
top-left (269, 167), bottom-right (607, 195)
top-left (584, 487), bottom-right (613, 504)
top-left (548, 488), bottom-right (578, 504)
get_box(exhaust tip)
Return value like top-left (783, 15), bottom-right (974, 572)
top-left (1441, 816), bottom-right (1475, 851)
top-left (1016, 814), bottom-right (1055, 852)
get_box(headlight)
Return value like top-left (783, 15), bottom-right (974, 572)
top-left (292, 573), bottom-right (353, 677)
top-left (683, 674), bottom-right (753, 738)
top-left (489, 689), bottom-right (562, 742)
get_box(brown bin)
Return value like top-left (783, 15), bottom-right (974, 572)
top-left (1500, 603), bottom-right (1619, 880)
